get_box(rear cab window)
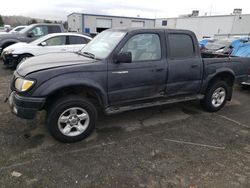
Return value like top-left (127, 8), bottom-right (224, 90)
top-left (168, 33), bottom-right (195, 58)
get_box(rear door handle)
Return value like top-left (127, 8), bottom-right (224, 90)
top-left (156, 68), bottom-right (164, 72)
top-left (191, 64), bottom-right (199, 68)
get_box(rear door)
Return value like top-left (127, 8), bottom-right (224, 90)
top-left (108, 31), bottom-right (167, 105)
top-left (165, 32), bottom-right (203, 96)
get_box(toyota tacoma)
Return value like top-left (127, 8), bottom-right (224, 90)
top-left (7, 28), bottom-right (250, 142)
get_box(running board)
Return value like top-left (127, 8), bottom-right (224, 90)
top-left (105, 94), bottom-right (205, 115)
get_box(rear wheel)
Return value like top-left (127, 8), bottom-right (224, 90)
top-left (201, 81), bottom-right (229, 112)
top-left (47, 95), bottom-right (97, 143)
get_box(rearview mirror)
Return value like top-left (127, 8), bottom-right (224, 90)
top-left (116, 52), bottom-right (132, 63)
top-left (40, 42), bottom-right (47, 46)
top-left (27, 32), bottom-right (34, 38)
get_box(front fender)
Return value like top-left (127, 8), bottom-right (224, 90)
top-left (0, 39), bottom-right (20, 47)
top-left (32, 75), bottom-right (108, 107)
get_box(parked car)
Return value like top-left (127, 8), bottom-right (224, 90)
top-left (203, 37), bottom-right (249, 54)
top-left (1, 33), bottom-right (92, 68)
top-left (9, 26), bottom-right (27, 33)
top-left (199, 38), bottom-right (215, 49)
top-left (0, 23), bottom-right (64, 54)
top-left (0, 26), bottom-right (27, 34)
top-left (7, 28), bottom-right (250, 143)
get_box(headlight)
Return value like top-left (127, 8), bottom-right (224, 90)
top-left (5, 48), bottom-right (14, 55)
top-left (15, 78), bottom-right (35, 92)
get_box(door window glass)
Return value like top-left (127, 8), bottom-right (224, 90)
top-left (45, 36), bottom-right (66, 46)
top-left (168, 34), bottom-right (195, 58)
top-left (121, 34), bottom-right (161, 62)
top-left (68, 36), bottom-right (87, 44)
top-left (30, 26), bottom-right (48, 37)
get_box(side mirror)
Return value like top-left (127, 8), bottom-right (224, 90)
top-left (27, 32), bottom-right (34, 38)
top-left (40, 42), bottom-right (47, 46)
top-left (116, 52), bottom-right (132, 63)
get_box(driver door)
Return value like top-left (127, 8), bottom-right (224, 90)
top-left (39, 35), bottom-right (67, 55)
top-left (26, 26), bottom-right (49, 42)
top-left (107, 32), bottom-right (167, 105)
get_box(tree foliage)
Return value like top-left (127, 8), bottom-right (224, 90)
top-left (0, 15), bottom-right (4, 26)
top-left (27, 18), bottom-right (37, 25)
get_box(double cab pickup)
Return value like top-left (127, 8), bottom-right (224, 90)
top-left (8, 28), bottom-right (250, 142)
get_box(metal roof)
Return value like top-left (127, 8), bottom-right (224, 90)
top-left (67, 13), bottom-right (155, 21)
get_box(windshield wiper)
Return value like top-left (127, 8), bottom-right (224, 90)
top-left (82, 51), bottom-right (96, 59)
top-left (75, 51), bottom-right (101, 60)
top-left (75, 51), bottom-right (95, 59)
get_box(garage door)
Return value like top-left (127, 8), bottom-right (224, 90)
top-left (96, 18), bottom-right (112, 28)
top-left (131, 21), bottom-right (145, 28)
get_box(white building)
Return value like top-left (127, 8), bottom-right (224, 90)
top-left (156, 10), bottom-right (250, 40)
top-left (68, 13), bottom-right (155, 34)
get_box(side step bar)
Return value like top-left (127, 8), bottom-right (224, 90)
top-left (105, 94), bottom-right (205, 115)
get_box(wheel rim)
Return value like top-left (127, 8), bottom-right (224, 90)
top-left (211, 87), bottom-right (226, 108)
top-left (58, 107), bottom-right (90, 137)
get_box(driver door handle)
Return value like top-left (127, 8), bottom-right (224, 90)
top-left (112, 71), bottom-right (129, 74)
top-left (156, 68), bottom-right (164, 72)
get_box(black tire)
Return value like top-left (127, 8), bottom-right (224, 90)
top-left (47, 95), bottom-right (97, 143)
top-left (201, 81), bottom-right (229, 112)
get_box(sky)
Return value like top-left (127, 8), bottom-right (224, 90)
top-left (1, 0), bottom-right (250, 20)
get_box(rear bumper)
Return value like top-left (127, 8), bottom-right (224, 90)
top-left (8, 91), bottom-right (46, 119)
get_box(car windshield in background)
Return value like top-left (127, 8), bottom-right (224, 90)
top-left (19, 25), bottom-right (33, 34)
top-left (81, 30), bottom-right (126, 59)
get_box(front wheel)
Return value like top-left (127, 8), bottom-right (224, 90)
top-left (201, 81), bottom-right (229, 112)
top-left (47, 95), bottom-right (97, 143)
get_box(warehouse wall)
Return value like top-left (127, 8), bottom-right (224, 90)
top-left (68, 13), bottom-right (83, 32)
top-left (156, 14), bottom-right (250, 40)
top-left (82, 14), bottom-right (155, 34)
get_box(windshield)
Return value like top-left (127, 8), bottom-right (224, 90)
top-left (19, 25), bottom-right (34, 34)
top-left (81, 30), bottom-right (126, 59)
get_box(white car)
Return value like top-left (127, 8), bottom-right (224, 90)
top-left (2, 33), bottom-right (92, 68)
top-left (9, 26), bottom-right (27, 33)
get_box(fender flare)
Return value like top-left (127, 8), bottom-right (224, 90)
top-left (33, 76), bottom-right (108, 107)
top-left (0, 39), bottom-right (20, 48)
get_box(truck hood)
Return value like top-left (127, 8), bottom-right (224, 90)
top-left (0, 32), bottom-right (22, 40)
top-left (17, 52), bottom-right (98, 76)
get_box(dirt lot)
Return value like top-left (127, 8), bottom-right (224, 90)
top-left (0, 61), bottom-right (249, 188)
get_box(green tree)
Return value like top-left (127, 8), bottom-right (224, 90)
top-left (44, 19), bottom-right (52, 23)
top-left (63, 21), bottom-right (68, 30)
top-left (27, 18), bottom-right (37, 25)
top-left (0, 15), bottom-right (4, 26)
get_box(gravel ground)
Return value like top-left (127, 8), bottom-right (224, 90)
top-left (0, 61), bottom-right (249, 188)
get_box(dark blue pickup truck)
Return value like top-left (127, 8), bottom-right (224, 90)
top-left (7, 28), bottom-right (250, 142)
